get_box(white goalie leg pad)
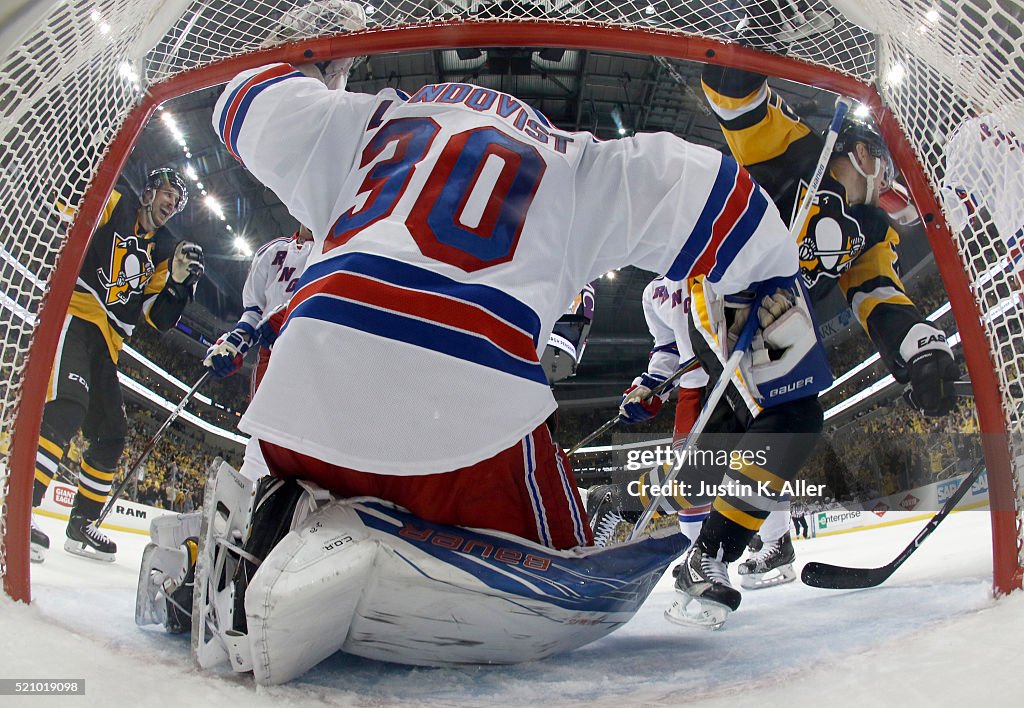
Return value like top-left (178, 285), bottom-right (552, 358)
top-left (243, 498), bottom-right (688, 683)
top-left (136, 511), bottom-right (202, 628)
top-left (191, 461), bottom-right (256, 670)
top-left (244, 501), bottom-right (377, 686)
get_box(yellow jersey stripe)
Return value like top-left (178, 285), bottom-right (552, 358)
top-left (712, 497), bottom-right (763, 531)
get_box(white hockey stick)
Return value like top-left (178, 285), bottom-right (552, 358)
top-left (626, 307), bottom-right (760, 541)
top-left (626, 96), bottom-right (853, 542)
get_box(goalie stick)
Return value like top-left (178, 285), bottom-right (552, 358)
top-left (566, 357), bottom-right (702, 456)
top-left (801, 458), bottom-right (985, 589)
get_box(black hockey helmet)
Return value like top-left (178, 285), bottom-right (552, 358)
top-left (832, 115), bottom-right (896, 185)
top-left (145, 167), bottom-right (189, 213)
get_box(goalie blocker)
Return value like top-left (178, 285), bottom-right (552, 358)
top-left (137, 460), bottom-right (687, 684)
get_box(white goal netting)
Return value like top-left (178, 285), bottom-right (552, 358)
top-left (2, 0), bottom-right (1022, 598)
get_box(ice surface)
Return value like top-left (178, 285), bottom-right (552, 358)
top-left (2, 510), bottom-right (1022, 706)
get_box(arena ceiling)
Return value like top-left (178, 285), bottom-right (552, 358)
top-left (122, 46), bottom-right (935, 404)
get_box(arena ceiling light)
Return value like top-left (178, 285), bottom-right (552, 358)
top-left (233, 236), bottom-right (253, 256)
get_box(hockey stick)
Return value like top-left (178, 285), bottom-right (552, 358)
top-left (625, 307), bottom-right (762, 541)
top-left (624, 96), bottom-right (852, 542)
top-left (801, 459), bottom-right (985, 589)
top-left (566, 357), bottom-right (701, 456)
top-left (96, 370), bottom-right (211, 525)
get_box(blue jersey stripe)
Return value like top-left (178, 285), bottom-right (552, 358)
top-left (665, 157), bottom-right (738, 280)
top-left (299, 252), bottom-right (542, 346)
top-left (707, 184), bottom-right (770, 283)
top-left (221, 69), bottom-right (304, 158)
top-left (290, 295), bottom-right (549, 384)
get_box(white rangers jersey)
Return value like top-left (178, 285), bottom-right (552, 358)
top-left (212, 64), bottom-right (798, 475)
top-left (641, 276), bottom-right (709, 390)
top-left (236, 231), bottom-right (314, 336)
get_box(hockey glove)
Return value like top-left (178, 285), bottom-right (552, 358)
top-left (171, 241), bottom-right (205, 287)
top-left (724, 290), bottom-right (759, 354)
top-left (203, 328), bottom-right (252, 378)
top-left (734, 0), bottom-right (837, 51)
top-left (619, 373), bottom-right (669, 424)
top-left (739, 284), bottom-right (833, 407)
top-left (900, 323), bottom-right (958, 416)
top-left (257, 306), bottom-right (289, 349)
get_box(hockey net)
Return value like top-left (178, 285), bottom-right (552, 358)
top-left (1, 0), bottom-right (1022, 601)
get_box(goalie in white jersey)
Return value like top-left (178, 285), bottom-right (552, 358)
top-left (211, 57), bottom-right (806, 551)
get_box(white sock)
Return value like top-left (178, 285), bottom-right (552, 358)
top-left (677, 503), bottom-right (711, 545)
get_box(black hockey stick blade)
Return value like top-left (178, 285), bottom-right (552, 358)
top-left (801, 460), bottom-right (984, 590)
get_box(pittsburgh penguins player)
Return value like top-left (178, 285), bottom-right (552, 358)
top-left (616, 10), bottom-right (959, 627)
top-left (31, 168), bottom-right (203, 562)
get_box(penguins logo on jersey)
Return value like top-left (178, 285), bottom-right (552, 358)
top-left (794, 184), bottom-right (865, 287)
top-left (96, 231), bottom-right (154, 305)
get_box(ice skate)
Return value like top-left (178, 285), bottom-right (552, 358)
top-left (64, 514), bottom-right (116, 562)
top-left (30, 519), bottom-right (49, 563)
top-left (591, 509), bottom-right (628, 548)
top-left (739, 531), bottom-right (796, 590)
top-left (137, 511), bottom-right (204, 631)
top-left (664, 542), bottom-right (741, 631)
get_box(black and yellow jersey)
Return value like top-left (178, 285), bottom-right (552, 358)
top-left (701, 65), bottom-right (927, 374)
top-left (66, 184), bottom-right (180, 362)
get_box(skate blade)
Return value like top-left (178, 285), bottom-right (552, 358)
top-left (663, 593), bottom-right (731, 631)
top-left (63, 539), bottom-right (115, 562)
top-left (30, 545), bottom-right (47, 564)
top-left (739, 565), bottom-right (797, 590)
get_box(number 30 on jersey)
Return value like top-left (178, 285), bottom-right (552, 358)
top-left (328, 117), bottom-right (546, 272)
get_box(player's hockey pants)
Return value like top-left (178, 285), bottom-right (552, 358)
top-left (260, 422), bottom-right (593, 550)
top-left (33, 316), bottom-right (126, 519)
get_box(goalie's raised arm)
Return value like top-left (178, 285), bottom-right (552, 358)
top-left (569, 132), bottom-right (800, 296)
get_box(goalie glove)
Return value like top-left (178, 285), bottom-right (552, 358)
top-left (619, 373), bottom-right (669, 424)
top-left (265, 0), bottom-right (367, 91)
top-left (170, 241), bottom-right (204, 287)
top-left (898, 323), bottom-right (959, 417)
top-left (734, 0), bottom-right (837, 51)
top-left (203, 327), bottom-right (254, 378)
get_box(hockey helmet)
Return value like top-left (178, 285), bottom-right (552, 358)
top-left (832, 115), bottom-right (896, 186)
top-left (145, 167), bottom-right (189, 213)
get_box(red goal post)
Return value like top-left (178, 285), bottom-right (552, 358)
top-left (2, 1), bottom-right (1022, 603)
